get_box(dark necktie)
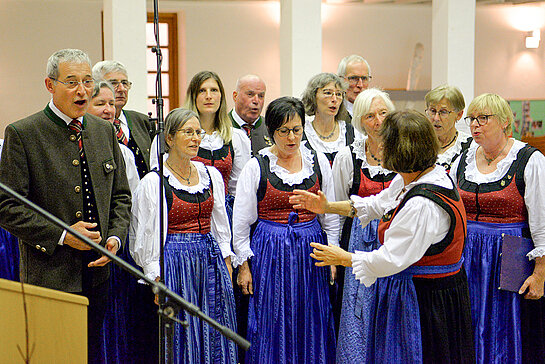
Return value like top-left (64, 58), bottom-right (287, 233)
top-left (242, 123), bottom-right (254, 138)
top-left (113, 118), bottom-right (129, 146)
top-left (69, 119), bottom-right (84, 155)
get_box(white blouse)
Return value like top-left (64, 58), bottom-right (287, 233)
top-left (199, 128), bottom-right (251, 195)
top-left (232, 144), bottom-right (340, 267)
top-left (303, 118), bottom-right (362, 155)
top-left (350, 165), bottom-right (452, 287)
top-left (129, 161), bottom-right (233, 281)
top-left (148, 128), bottom-right (251, 196)
top-left (437, 131), bottom-right (472, 168)
top-left (449, 139), bottom-right (545, 258)
top-left (119, 143), bottom-right (140, 194)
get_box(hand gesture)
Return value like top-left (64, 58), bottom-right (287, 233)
top-left (310, 242), bottom-right (353, 267)
top-left (88, 237), bottom-right (119, 267)
top-left (64, 221), bottom-right (101, 250)
top-left (289, 189), bottom-right (328, 214)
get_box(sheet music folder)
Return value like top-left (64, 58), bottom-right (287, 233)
top-left (499, 234), bottom-right (534, 293)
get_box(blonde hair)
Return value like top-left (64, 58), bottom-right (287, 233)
top-left (467, 93), bottom-right (513, 133)
top-left (184, 71), bottom-right (232, 143)
top-left (425, 85), bottom-right (465, 112)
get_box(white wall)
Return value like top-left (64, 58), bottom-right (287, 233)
top-left (2, 0), bottom-right (545, 137)
top-left (0, 0), bottom-right (103, 134)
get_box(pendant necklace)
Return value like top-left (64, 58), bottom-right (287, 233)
top-left (166, 160), bottom-right (192, 184)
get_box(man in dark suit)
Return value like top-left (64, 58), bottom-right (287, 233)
top-left (93, 60), bottom-right (153, 178)
top-left (337, 55), bottom-right (372, 123)
top-left (229, 74), bottom-right (272, 155)
top-left (0, 49), bottom-right (132, 363)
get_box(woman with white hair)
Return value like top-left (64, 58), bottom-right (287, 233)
top-left (331, 88), bottom-right (397, 362)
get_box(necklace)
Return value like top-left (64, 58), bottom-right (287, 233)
top-left (166, 160), bottom-right (192, 184)
top-left (314, 121), bottom-right (337, 140)
top-left (482, 140), bottom-right (509, 166)
top-left (398, 167), bottom-right (432, 198)
top-left (440, 131), bottom-right (458, 150)
top-left (366, 142), bottom-right (381, 165)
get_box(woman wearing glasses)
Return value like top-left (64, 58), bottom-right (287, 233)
top-left (130, 108), bottom-right (237, 364)
top-left (301, 73), bottom-right (358, 164)
top-left (450, 93), bottom-right (545, 363)
top-left (424, 85), bottom-right (472, 171)
top-left (331, 88), bottom-right (397, 363)
top-left (233, 97), bottom-right (338, 363)
top-left (184, 71), bottom-right (250, 221)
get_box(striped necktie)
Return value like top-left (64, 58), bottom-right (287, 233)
top-left (242, 123), bottom-right (254, 138)
top-left (113, 118), bottom-right (129, 146)
top-left (68, 119), bottom-right (83, 155)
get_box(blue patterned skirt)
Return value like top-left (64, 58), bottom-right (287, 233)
top-left (336, 218), bottom-right (380, 363)
top-left (0, 227), bottom-right (19, 281)
top-left (165, 232), bottom-right (237, 364)
top-left (464, 220), bottom-right (545, 364)
top-left (246, 212), bottom-right (336, 364)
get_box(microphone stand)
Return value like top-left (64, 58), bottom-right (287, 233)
top-left (149, 0), bottom-right (168, 361)
top-left (0, 181), bottom-right (250, 363)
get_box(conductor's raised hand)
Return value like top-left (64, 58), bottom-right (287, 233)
top-left (310, 242), bottom-right (353, 267)
top-left (289, 189), bottom-right (328, 214)
top-left (63, 221), bottom-right (101, 250)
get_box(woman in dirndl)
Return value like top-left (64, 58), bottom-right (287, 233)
top-left (233, 96), bottom-right (339, 364)
top-left (331, 88), bottom-right (396, 363)
top-left (129, 108), bottom-right (237, 364)
top-left (291, 110), bottom-right (475, 363)
top-left (451, 93), bottom-right (545, 363)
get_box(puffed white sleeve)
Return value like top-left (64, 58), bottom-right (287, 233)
top-left (351, 196), bottom-right (450, 286)
top-left (129, 172), bottom-right (168, 281)
top-left (119, 144), bottom-right (140, 193)
top-left (207, 166), bottom-right (234, 259)
top-left (351, 174), bottom-right (404, 228)
top-left (232, 158), bottom-right (260, 267)
top-left (524, 151), bottom-right (545, 258)
top-left (316, 152), bottom-right (340, 246)
top-left (332, 146), bottom-right (354, 202)
top-left (228, 128), bottom-right (252, 196)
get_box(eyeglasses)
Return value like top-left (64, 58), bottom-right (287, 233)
top-left (276, 126), bottom-right (304, 137)
top-left (51, 78), bottom-right (94, 89)
top-left (464, 114), bottom-right (495, 127)
top-left (346, 75), bottom-right (372, 85)
top-left (178, 128), bottom-right (207, 139)
top-left (363, 109), bottom-right (388, 122)
top-left (321, 89), bottom-right (344, 99)
top-left (426, 108), bottom-right (454, 119)
top-left (108, 80), bottom-right (133, 90)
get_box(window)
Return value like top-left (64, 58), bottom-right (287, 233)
top-left (146, 13), bottom-right (179, 118)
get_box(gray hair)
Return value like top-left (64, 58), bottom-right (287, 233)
top-left (352, 88), bottom-right (395, 135)
top-left (337, 55), bottom-right (372, 77)
top-left (92, 60), bottom-right (128, 80)
top-left (301, 73), bottom-right (348, 119)
top-left (46, 49), bottom-right (91, 79)
top-left (91, 80), bottom-right (115, 99)
top-left (164, 108), bottom-right (200, 153)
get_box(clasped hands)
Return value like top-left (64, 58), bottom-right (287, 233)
top-left (63, 221), bottom-right (119, 267)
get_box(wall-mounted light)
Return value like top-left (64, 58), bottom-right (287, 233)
top-left (526, 29), bottom-right (540, 49)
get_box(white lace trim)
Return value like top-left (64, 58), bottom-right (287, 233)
top-left (164, 161), bottom-right (211, 193)
top-left (463, 139), bottom-right (525, 183)
top-left (527, 247), bottom-right (545, 260)
top-left (232, 249), bottom-right (255, 268)
top-left (437, 131), bottom-right (472, 167)
top-left (304, 119), bottom-right (348, 153)
top-left (199, 130), bottom-right (224, 150)
top-left (258, 144), bottom-right (316, 186)
top-left (351, 138), bottom-right (393, 178)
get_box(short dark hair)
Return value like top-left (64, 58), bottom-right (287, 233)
top-left (264, 97), bottom-right (306, 142)
top-left (381, 110), bottom-right (439, 173)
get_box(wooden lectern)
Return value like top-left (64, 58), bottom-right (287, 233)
top-left (0, 278), bottom-right (88, 363)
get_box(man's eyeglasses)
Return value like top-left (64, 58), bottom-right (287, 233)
top-left (51, 78), bottom-right (94, 89)
top-left (108, 80), bottom-right (133, 90)
top-left (426, 108), bottom-right (454, 119)
top-left (178, 128), bottom-right (207, 139)
top-left (346, 75), bottom-right (371, 85)
top-left (321, 89), bottom-right (344, 99)
top-left (276, 126), bottom-right (304, 137)
top-left (464, 114), bottom-right (495, 127)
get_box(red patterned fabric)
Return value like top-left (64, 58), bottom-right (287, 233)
top-left (193, 146), bottom-right (233, 194)
top-left (258, 179), bottom-right (320, 224)
top-left (357, 170), bottom-right (394, 198)
top-left (167, 190), bottom-right (213, 234)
